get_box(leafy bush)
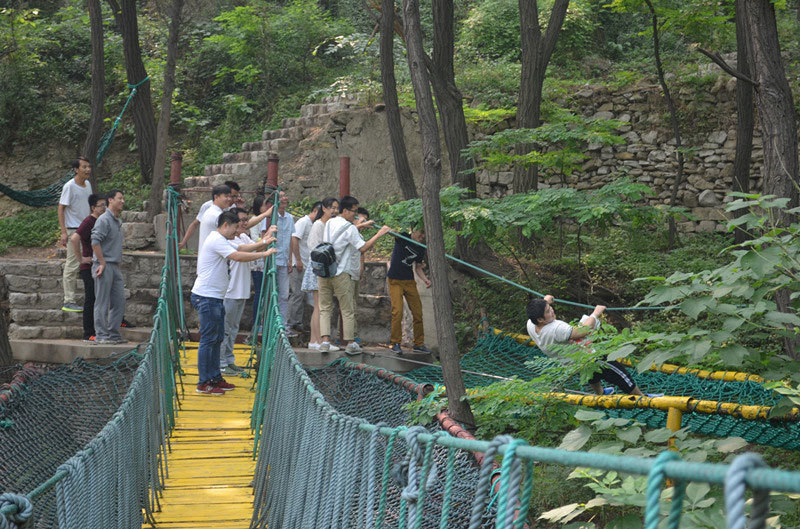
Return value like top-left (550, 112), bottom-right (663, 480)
top-left (0, 209), bottom-right (60, 253)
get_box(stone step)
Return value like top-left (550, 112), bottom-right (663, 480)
top-left (9, 323), bottom-right (83, 340)
top-left (293, 346), bottom-right (429, 373)
top-left (203, 162), bottom-right (266, 178)
top-left (280, 114), bottom-right (332, 129)
top-left (10, 337), bottom-right (140, 363)
top-left (10, 308), bottom-right (82, 325)
top-left (4, 274), bottom-right (65, 294)
top-left (123, 222), bottom-right (155, 250)
top-left (120, 210), bottom-right (149, 223)
top-left (183, 176), bottom-right (210, 188)
top-left (9, 292), bottom-right (64, 311)
top-left (261, 127), bottom-right (305, 141)
top-left (241, 140), bottom-right (271, 152)
top-left (221, 150), bottom-right (270, 164)
top-left (0, 260), bottom-right (63, 277)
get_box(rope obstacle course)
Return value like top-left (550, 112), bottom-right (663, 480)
top-left (1, 188), bottom-right (800, 527)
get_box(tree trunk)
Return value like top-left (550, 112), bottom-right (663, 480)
top-left (643, 0), bottom-right (685, 249)
top-left (513, 0), bottom-right (569, 193)
top-left (742, 0), bottom-right (799, 223)
top-left (403, 0), bottom-right (475, 427)
top-left (0, 275), bottom-right (11, 367)
top-left (380, 0), bottom-right (417, 200)
top-left (732, 0), bottom-right (754, 244)
top-left (148, 0), bottom-right (184, 220)
top-left (83, 0), bottom-right (104, 194)
top-left (742, 0), bottom-right (800, 359)
top-left (111, 0), bottom-right (157, 185)
top-left (430, 0), bottom-right (475, 194)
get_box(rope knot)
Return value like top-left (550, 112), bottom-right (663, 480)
top-left (725, 453), bottom-right (769, 529)
top-left (0, 493), bottom-right (33, 529)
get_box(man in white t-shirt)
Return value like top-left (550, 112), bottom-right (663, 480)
top-left (191, 210), bottom-right (276, 395)
top-left (220, 209), bottom-right (277, 374)
top-left (287, 202), bottom-right (320, 332)
top-left (526, 295), bottom-right (645, 396)
top-left (318, 196), bottom-right (391, 355)
top-left (196, 184), bottom-right (233, 255)
top-left (178, 180), bottom-right (244, 249)
top-left (58, 157), bottom-right (93, 312)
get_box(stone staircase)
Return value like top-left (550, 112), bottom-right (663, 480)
top-left (181, 95), bottom-right (365, 231)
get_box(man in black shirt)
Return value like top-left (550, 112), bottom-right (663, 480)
top-left (387, 229), bottom-right (431, 353)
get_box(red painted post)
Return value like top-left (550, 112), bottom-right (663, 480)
top-left (267, 153), bottom-right (279, 190)
top-left (169, 152), bottom-right (183, 188)
top-left (339, 156), bottom-right (351, 198)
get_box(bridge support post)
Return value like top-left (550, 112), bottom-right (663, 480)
top-left (339, 156), bottom-right (350, 198)
top-left (267, 153), bottom-right (279, 190)
top-left (666, 406), bottom-right (683, 449)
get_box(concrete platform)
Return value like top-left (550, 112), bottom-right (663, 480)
top-left (293, 346), bottom-right (432, 374)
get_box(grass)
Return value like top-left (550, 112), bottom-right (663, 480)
top-left (0, 209), bottom-right (60, 254)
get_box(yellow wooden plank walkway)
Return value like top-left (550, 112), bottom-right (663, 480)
top-left (145, 343), bottom-right (256, 528)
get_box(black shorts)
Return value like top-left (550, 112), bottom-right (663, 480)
top-left (589, 361), bottom-right (637, 394)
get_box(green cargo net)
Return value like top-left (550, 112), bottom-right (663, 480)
top-left (401, 331), bottom-right (800, 451)
top-left (0, 353), bottom-right (142, 527)
top-left (0, 77), bottom-right (148, 207)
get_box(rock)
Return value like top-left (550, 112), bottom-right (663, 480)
top-left (698, 189), bottom-right (721, 206)
top-left (593, 111), bottom-right (614, 120)
top-left (576, 88), bottom-right (594, 98)
top-left (622, 131), bottom-right (640, 143)
top-left (597, 102), bottom-right (614, 112)
top-left (708, 131), bottom-right (728, 144)
top-left (641, 130), bottom-right (658, 144)
top-left (497, 172), bottom-right (514, 185)
top-left (615, 152), bottom-right (636, 160)
top-left (696, 220), bottom-right (718, 233)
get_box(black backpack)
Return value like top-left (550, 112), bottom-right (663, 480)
top-left (310, 222), bottom-right (350, 278)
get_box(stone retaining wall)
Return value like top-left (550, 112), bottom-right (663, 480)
top-left (0, 254), bottom-right (393, 343)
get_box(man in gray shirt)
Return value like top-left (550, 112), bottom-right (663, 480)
top-left (91, 189), bottom-right (126, 344)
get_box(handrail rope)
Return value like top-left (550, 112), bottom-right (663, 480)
top-left (285, 206), bottom-right (668, 312)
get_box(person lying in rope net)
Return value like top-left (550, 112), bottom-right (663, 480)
top-left (526, 294), bottom-right (651, 397)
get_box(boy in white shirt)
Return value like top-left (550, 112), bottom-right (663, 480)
top-left (191, 210), bottom-right (276, 395)
top-left (197, 184), bottom-right (233, 254)
top-left (220, 208), bottom-right (277, 374)
top-left (526, 295), bottom-right (644, 396)
top-left (288, 202), bottom-right (320, 332)
top-left (318, 196), bottom-right (391, 355)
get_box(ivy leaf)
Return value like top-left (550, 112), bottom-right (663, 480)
top-left (722, 317), bottom-right (745, 332)
top-left (575, 409), bottom-right (607, 421)
top-left (616, 426), bottom-right (642, 444)
top-left (637, 349), bottom-right (679, 372)
top-left (718, 344), bottom-right (749, 365)
top-left (681, 296), bottom-right (712, 319)
top-left (764, 310), bottom-right (800, 327)
top-left (686, 482), bottom-right (711, 504)
top-left (539, 503), bottom-right (581, 522)
top-left (716, 437), bottom-right (747, 453)
top-left (559, 425), bottom-right (592, 451)
top-left (607, 344), bottom-right (637, 361)
top-left (644, 427), bottom-right (677, 443)
top-left (606, 514), bottom-right (642, 529)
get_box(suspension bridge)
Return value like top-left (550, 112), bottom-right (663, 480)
top-left (1, 187), bottom-right (800, 528)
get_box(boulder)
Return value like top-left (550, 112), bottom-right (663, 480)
top-left (698, 190), bottom-right (721, 207)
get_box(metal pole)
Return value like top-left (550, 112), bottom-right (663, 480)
top-left (169, 152), bottom-right (183, 188)
top-left (267, 153), bottom-right (279, 190)
top-left (339, 156), bottom-right (350, 198)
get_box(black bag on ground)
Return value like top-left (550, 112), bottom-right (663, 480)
top-left (310, 222), bottom-right (350, 278)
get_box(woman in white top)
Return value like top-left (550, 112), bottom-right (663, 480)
top-left (303, 197), bottom-right (339, 350)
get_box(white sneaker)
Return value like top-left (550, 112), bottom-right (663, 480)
top-left (328, 344), bottom-right (340, 352)
top-left (345, 342), bottom-right (362, 355)
top-left (308, 342), bottom-right (320, 350)
top-left (319, 342), bottom-right (330, 353)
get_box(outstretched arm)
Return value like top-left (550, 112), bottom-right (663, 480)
top-left (569, 304), bottom-right (606, 340)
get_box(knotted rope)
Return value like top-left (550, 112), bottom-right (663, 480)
top-left (0, 493), bottom-right (33, 529)
top-left (644, 451), bottom-right (686, 529)
top-left (468, 435), bottom-right (513, 529)
top-left (725, 453), bottom-right (770, 529)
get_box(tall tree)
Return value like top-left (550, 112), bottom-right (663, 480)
top-left (83, 0), bottom-right (104, 194)
top-left (741, 0), bottom-right (799, 223)
top-left (513, 0), bottom-right (569, 193)
top-left (148, 0), bottom-right (185, 219)
top-left (0, 276), bottom-right (11, 367)
top-left (402, 0), bottom-right (475, 427)
top-left (107, 0), bottom-right (157, 185)
top-left (380, 0), bottom-right (417, 200)
top-left (642, 0), bottom-right (685, 249)
top-left (429, 0), bottom-right (475, 194)
top-left (696, 0), bottom-right (756, 244)
top-left (741, 0), bottom-right (800, 358)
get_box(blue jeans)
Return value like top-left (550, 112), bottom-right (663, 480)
top-left (252, 271), bottom-right (263, 327)
top-left (191, 293), bottom-right (225, 385)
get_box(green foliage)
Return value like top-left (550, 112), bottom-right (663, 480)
top-left (103, 165), bottom-right (152, 211)
top-left (549, 409), bottom-right (798, 528)
top-left (455, 59), bottom-right (521, 109)
top-left (630, 194), bottom-right (800, 377)
top-left (463, 107), bottom-right (625, 178)
top-left (0, 209), bottom-right (59, 253)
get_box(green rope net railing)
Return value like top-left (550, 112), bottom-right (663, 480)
top-left (0, 77), bottom-right (149, 208)
top-left (0, 183), bottom-right (182, 528)
top-left (249, 209), bottom-right (800, 529)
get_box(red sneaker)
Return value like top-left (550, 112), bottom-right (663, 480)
top-left (214, 378), bottom-right (235, 391)
top-left (196, 383), bottom-right (224, 396)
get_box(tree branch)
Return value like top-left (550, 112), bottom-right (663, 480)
top-left (695, 47), bottom-right (759, 87)
top-left (540, 0), bottom-right (569, 66)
